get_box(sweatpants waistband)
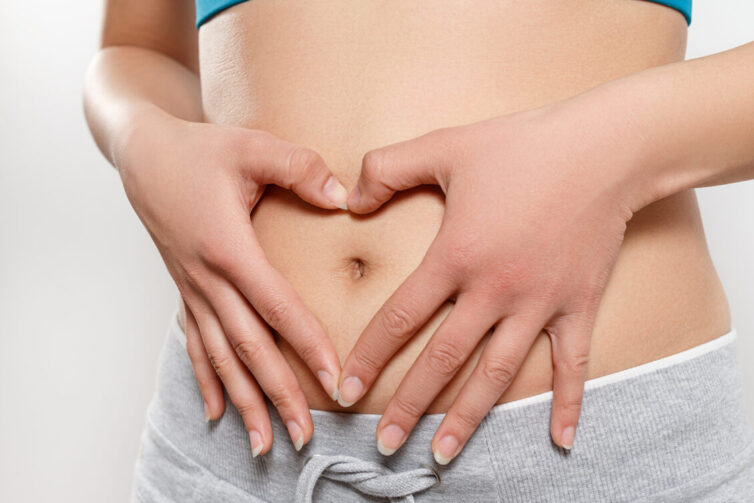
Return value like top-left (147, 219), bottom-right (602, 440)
top-left (136, 312), bottom-right (754, 501)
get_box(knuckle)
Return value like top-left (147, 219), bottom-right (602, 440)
top-left (196, 237), bottom-right (235, 273)
top-left (453, 405), bottom-right (481, 430)
top-left (352, 347), bottom-right (382, 374)
top-left (426, 341), bottom-right (465, 377)
top-left (182, 262), bottom-right (211, 291)
top-left (480, 354), bottom-right (519, 387)
top-left (486, 265), bottom-right (528, 293)
top-left (208, 352), bottom-right (234, 377)
top-left (361, 149), bottom-right (386, 182)
top-left (556, 392), bottom-right (584, 415)
top-left (234, 400), bottom-right (261, 420)
top-left (262, 300), bottom-right (292, 332)
top-left (266, 382), bottom-right (297, 412)
top-left (380, 305), bottom-right (417, 341)
top-left (294, 334), bottom-right (321, 366)
top-left (441, 239), bottom-right (481, 275)
top-left (392, 395), bottom-right (424, 419)
top-left (232, 336), bottom-right (265, 368)
top-left (288, 146), bottom-right (322, 179)
top-left (210, 250), bottom-right (237, 276)
top-left (555, 352), bottom-right (590, 377)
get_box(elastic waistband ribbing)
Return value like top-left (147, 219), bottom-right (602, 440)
top-left (148, 311), bottom-right (752, 501)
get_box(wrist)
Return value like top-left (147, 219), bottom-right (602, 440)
top-left (113, 105), bottom-right (185, 178)
top-left (545, 71), bottom-right (686, 215)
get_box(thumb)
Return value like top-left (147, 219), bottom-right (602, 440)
top-left (348, 128), bottom-right (457, 214)
top-left (243, 133), bottom-right (349, 210)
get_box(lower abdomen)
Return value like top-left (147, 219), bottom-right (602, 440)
top-left (199, 0), bottom-right (731, 413)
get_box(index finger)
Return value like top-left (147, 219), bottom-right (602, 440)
top-left (337, 249), bottom-right (457, 407)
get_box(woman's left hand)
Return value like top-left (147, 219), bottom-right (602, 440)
top-left (337, 101), bottom-right (656, 463)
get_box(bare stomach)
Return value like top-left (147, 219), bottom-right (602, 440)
top-left (195, 0), bottom-right (731, 413)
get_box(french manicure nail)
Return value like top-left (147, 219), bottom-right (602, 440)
top-left (286, 420), bottom-right (304, 451)
top-left (204, 402), bottom-right (211, 423)
top-left (337, 376), bottom-right (364, 407)
top-left (249, 430), bottom-right (263, 457)
top-left (377, 424), bottom-right (406, 456)
top-left (317, 370), bottom-right (339, 401)
top-left (433, 435), bottom-right (459, 465)
top-left (561, 426), bottom-right (575, 450)
top-left (324, 176), bottom-right (349, 210)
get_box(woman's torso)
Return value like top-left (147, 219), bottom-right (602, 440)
top-left (196, 0), bottom-right (730, 413)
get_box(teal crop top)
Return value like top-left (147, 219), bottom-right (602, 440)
top-left (196, 0), bottom-right (691, 29)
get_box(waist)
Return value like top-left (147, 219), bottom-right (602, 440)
top-left (145, 319), bottom-right (753, 501)
top-left (195, 0), bottom-right (728, 413)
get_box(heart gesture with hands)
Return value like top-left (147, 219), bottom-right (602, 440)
top-left (337, 100), bottom-right (654, 464)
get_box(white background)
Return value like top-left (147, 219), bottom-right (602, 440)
top-left (1, 2), bottom-right (752, 501)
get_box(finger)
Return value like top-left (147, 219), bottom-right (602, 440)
top-left (183, 300), bottom-right (225, 421)
top-left (349, 127), bottom-right (461, 213)
top-left (431, 315), bottom-right (543, 465)
top-left (217, 234), bottom-right (342, 402)
top-left (242, 133), bottom-right (349, 210)
top-left (206, 275), bottom-right (315, 451)
top-left (375, 293), bottom-right (498, 456)
top-left (338, 248), bottom-right (456, 407)
top-left (547, 314), bottom-right (593, 450)
top-left (189, 295), bottom-right (274, 457)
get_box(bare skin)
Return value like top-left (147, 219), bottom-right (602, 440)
top-left (200, 1), bottom-right (729, 411)
top-left (84, 0), bottom-right (754, 460)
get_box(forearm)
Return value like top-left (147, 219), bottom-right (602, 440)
top-left (83, 46), bottom-right (202, 171)
top-left (554, 41), bottom-right (754, 210)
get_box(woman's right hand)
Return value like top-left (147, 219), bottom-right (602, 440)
top-left (117, 108), bottom-right (348, 456)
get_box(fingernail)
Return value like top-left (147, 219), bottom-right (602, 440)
top-left (286, 420), bottom-right (304, 451)
top-left (561, 426), bottom-right (575, 450)
top-left (204, 402), bottom-right (211, 423)
top-left (337, 376), bottom-right (364, 407)
top-left (323, 176), bottom-right (348, 210)
top-left (249, 430), bottom-right (263, 457)
top-left (377, 424), bottom-right (406, 456)
top-left (317, 370), bottom-right (340, 401)
top-left (433, 435), bottom-right (459, 465)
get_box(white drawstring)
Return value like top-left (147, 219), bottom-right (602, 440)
top-left (296, 453), bottom-right (440, 502)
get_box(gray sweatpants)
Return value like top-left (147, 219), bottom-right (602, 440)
top-left (132, 311), bottom-right (754, 502)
